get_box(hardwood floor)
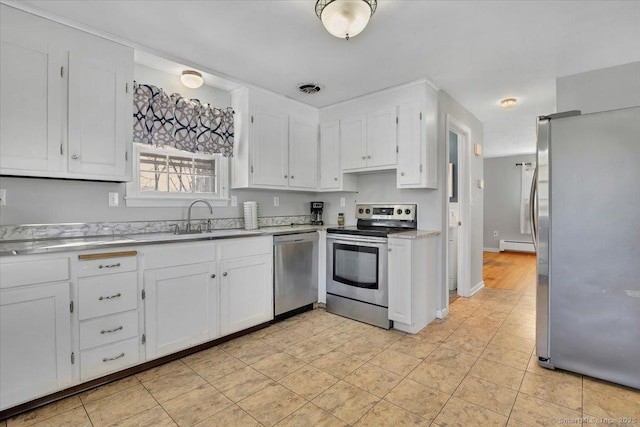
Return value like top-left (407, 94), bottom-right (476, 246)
top-left (483, 251), bottom-right (536, 293)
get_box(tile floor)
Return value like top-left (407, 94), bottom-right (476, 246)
top-left (5, 277), bottom-right (640, 426)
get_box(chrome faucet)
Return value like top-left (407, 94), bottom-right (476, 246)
top-left (186, 199), bottom-right (213, 233)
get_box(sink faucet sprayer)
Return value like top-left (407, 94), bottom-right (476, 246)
top-left (186, 199), bottom-right (213, 232)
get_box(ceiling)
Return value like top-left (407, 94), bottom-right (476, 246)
top-left (15, 0), bottom-right (640, 157)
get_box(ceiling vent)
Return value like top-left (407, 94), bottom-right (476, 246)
top-left (298, 83), bottom-right (323, 94)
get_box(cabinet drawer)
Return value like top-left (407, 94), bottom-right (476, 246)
top-left (77, 251), bottom-right (137, 277)
top-left (219, 236), bottom-right (272, 260)
top-left (79, 310), bottom-right (139, 350)
top-left (78, 271), bottom-right (138, 320)
top-left (0, 257), bottom-right (69, 289)
top-left (80, 337), bottom-right (139, 381)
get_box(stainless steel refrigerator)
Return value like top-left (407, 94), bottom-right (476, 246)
top-left (533, 106), bottom-right (640, 389)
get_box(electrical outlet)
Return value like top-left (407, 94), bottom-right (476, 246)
top-left (231, 195), bottom-right (237, 207)
top-left (493, 230), bottom-right (499, 237)
top-left (108, 192), bottom-right (119, 207)
top-left (273, 196), bottom-right (279, 207)
top-left (340, 197), bottom-right (346, 207)
top-left (0, 189), bottom-right (6, 206)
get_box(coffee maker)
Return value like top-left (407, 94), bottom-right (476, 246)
top-left (310, 201), bottom-right (324, 225)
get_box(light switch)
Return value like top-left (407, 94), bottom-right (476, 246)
top-left (273, 196), bottom-right (279, 207)
top-left (340, 197), bottom-right (346, 207)
top-left (477, 179), bottom-right (484, 189)
top-left (231, 195), bottom-right (238, 207)
top-left (108, 192), bottom-right (119, 207)
top-left (474, 143), bottom-right (483, 156)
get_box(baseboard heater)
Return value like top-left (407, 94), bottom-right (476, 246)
top-left (499, 240), bottom-right (535, 253)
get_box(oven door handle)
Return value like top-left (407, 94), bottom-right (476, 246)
top-left (326, 234), bottom-right (388, 245)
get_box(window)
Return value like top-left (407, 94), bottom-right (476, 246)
top-left (125, 143), bottom-right (229, 207)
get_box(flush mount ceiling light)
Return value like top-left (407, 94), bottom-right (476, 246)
top-left (500, 97), bottom-right (517, 108)
top-left (315, 0), bottom-right (377, 40)
top-left (180, 70), bottom-right (204, 89)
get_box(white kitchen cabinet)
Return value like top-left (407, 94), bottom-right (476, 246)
top-left (231, 87), bottom-right (318, 191)
top-left (319, 121), bottom-right (341, 190)
top-left (0, 4), bottom-right (133, 182)
top-left (220, 254), bottom-right (272, 335)
top-left (0, 282), bottom-right (72, 411)
top-left (396, 84), bottom-right (438, 189)
top-left (366, 107), bottom-right (397, 168)
top-left (144, 261), bottom-right (219, 359)
top-left (251, 103), bottom-right (289, 187)
top-left (288, 115), bottom-right (318, 190)
top-left (388, 235), bottom-right (437, 334)
top-left (340, 114), bottom-right (367, 170)
top-left (218, 236), bottom-right (273, 335)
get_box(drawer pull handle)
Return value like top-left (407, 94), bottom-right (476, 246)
top-left (101, 326), bottom-right (123, 334)
top-left (98, 293), bottom-right (122, 301)
top-left (99, 263), bottom-right (121, 269)
top-left (102, 353), bottom-right (125, 362)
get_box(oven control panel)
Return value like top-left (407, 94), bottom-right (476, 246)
top-left (355, 204), bottom-right (417, 221)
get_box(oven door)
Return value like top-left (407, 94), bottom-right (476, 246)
top-left (326, 234), bottom-right (388, 307)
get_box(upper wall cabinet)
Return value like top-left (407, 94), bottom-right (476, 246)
top-left (319, 80), bottom-right (438, 189)
top-left (0, 5), bottom-right (133, 182)
top-left (231, 87), bottom-right (318, 191)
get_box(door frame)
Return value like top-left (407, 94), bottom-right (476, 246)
top-left (446, 114), bottom-right (472, 300)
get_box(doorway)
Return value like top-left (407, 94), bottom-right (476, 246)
top-left (446, 115), bottom-right (472, 306)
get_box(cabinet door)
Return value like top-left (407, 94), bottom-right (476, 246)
top-left (251, 104), bottom-right (289, 187)
top-left (319, 121), bottom-right (341, 190)
top-left (366, 107), bottom-right (397, 168)
top-left (0, 13), bottom-right (64, 174)
top-left (67, 48), bottom-right (129, 178)
top-left (144, 262), bottom-right (218, 359)
top-left (397, 102), bottom-right (423, 187)
top-left (340, 114), bottom-right (367, 170)
top-left (0, 282), bottom-right (72, 410)
top-left (387, 239), bottom-right (412, 324)
top-left (289, 117), bottom-right (318, 190)
top-left (220, 254), bottom-right (272, 335)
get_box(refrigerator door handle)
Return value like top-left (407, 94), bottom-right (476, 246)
top-left (530, 166), bottom-right (538, 251)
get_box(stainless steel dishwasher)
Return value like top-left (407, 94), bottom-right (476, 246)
top-left (273, 232), bottom-right (318, 319)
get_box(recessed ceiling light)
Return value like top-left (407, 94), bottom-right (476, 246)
top-left (500, 97), bottom-right (517, 108)
top-left (181, 70), bottom-right (204, 89)
top-left (298, 83), bottom-right (323, 94)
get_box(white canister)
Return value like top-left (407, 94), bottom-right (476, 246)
top-left (243, 201), bottom-right (259, 230)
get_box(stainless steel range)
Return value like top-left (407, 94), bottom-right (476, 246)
top-left (326, 203), bottom-right (417, 329)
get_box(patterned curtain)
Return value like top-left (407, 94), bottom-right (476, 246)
top-left (132, 83), bottom-right (234, 157)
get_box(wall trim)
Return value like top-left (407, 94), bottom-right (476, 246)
top-left (483, 247), bottom-right (500, 252)
top-left (470, 280), bottom-right (485, 296)
top-left (436, 307), bottom-right (450, 319)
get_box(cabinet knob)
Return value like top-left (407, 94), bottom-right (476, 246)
top-left (211, 274), bottom-right (216, 278)
top-left (223, 272), bottom-right (228, 277)
top-left (334, 177), bottom-right (338, 181)
top-left (367, 155), bottom-right (371, 159)
top-left (291, 175), bottom-right (294, 179)
top-left (284, 175), bottom-right (288, 179)
top-left (71, 154), bottom-right (79, 160)
top-left (362, 156), bottom-right (366, 160)
top-left (388, 248), bottom-right (392, 252)
top-left (400, 172), bottom-right (405, 176)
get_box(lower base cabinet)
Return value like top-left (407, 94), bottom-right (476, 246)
top-left (144, 262), bottom-right (218, 360)
top-left (220, 254), bottom-right (273, 335)
top-left (0, 282), bottom-right (72, 410)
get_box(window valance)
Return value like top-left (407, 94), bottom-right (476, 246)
top-left (133, 83), bottom-right (234, 157)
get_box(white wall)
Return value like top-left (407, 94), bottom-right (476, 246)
top-left (556, 62), bottom-right (640, 114)
top-left (483, 154), bottom-right (536, 251)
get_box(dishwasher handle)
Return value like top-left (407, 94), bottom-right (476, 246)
top-left (273, 232), bottom-right (319, 245)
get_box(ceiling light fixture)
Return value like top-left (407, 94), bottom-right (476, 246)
top-left (315, 0), bottom-right (377, 41)
top-left (500, 97), bottom-right (517, 108)
top-left (180, 70), bottom-right (204, 89)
